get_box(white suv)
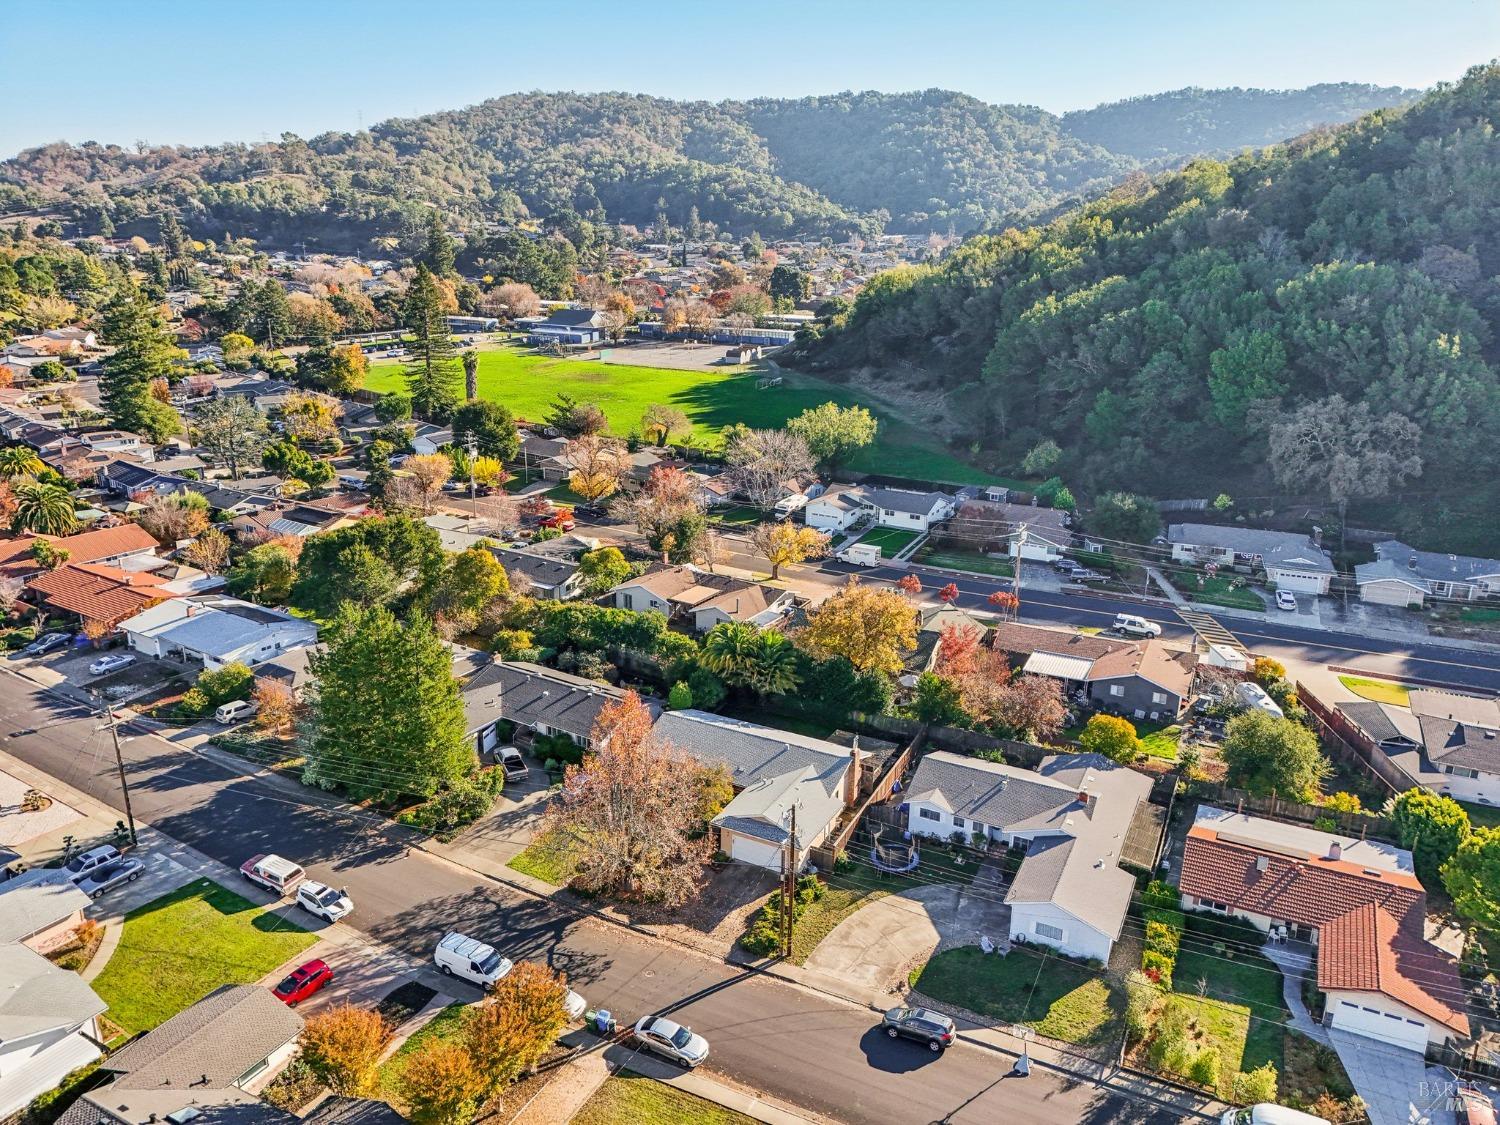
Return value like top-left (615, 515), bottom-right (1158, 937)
top-left (1112, 613), bottom-right (1162, 638)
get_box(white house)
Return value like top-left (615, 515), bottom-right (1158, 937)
top-left (803, 485), bottom-right (954, 535)
top-left (1342, 689), bottom-right (1500, 805)
top-left (803, 485), bottom-right (871, 533)
top-left (904, 751), bottom-right (1152, 962)
top-left (1355, 540), bottom-right (1500, 607)
top-left (0, 944), bottom-right (107, 1119)
top-left (117, 595), bottom-right (319, 670)
top-left (410, 424), bottom-right (452, 456)
top-left (610, 565), bottom-right (795, 632)
top-left (1167, 523), bottom-right (1336, 594)
top-left (1180, 807), bottom-right (1468, 1050)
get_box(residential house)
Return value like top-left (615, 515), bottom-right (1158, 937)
top-left (0, 943), bottom-right (107, 1119)
top-left (803, 485), bottom-right (955, 535)
top-left (216, 378), bottom-right (297, 413)
top-left (904, 751), bottom-right (1151, 962)
top-left (460, 660), bottom-right (653, 752)
top-left (55, 985), bottom-right (303, 1125)
top-left (803, 485), bottom-right (871, 533)
top-left (491, 545), bottom-right (585, 600)
top-left (942, 500), bottom-right (1073, 561)
top-left (255, 645), bottom-right (317, 697)
top-left (1179, 806), bottom-right (1468, 1050)
top-left (513, 431), bottom-right (569, 477)
top-left (0, 881), bottom-right (91, 954)
top-left (227, 503), bottom-right (354, 543)
top-left (527, 308), bottom-right (606, 346)
top-left (653, 709), bottom-right (860, 872)
top-left (609, 565), bottom-right (796, 632)
top-left (117, 595), bottom-right (319, 670)
top-left (1167, 523), bottom-right (1335, 595)
top-left (1355, 541), bottom-right (1500, 607)
top-left (1342, 689), bottom-right (1500, 804)
top-left (25, 562), bottom-right (179, 632)
top-left (990, 622), bottom-right (1198, 719)
top-left (0, 524), bottom-right (160, 582)
top-left (410, 424), bottom-right (452, 456)
top-left (901, 605), bottom-right (985, 681)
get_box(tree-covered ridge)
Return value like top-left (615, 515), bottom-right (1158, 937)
top-left (791, 65), bottom-right (1500, 554)
top-left (1062, 82), bottom-right (1420, 161)
top-left (2, 84), bottom-right (1415, 250)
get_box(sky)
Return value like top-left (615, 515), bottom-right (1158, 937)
top-left (4, 0), bottom-right (1498, 158)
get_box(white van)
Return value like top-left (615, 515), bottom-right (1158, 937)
top-left (434, 932), bottom-right (513, 988)
top-left (215, 699), bottom-right (259, 725)
top-left (1221, 1105), bottom-right (1329, 1125)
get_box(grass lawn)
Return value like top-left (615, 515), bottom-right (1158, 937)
top-left (856, 526), bottom-right (922, 556)
top-left (573, 1070), bottom-right (758, 1125)
top-left (544, 482), bottom-right (593, 507)
top-left (1337, 675), bottom-right (1413, 706)
top-left (1167, 944), bottom-right (1287, 1087)
top-left (89, 878), bottom-right (316, 1036)
top-left (506, 830), bottom-right (581, 886)
top-left (1459, 800), bottom-right (1500, 829)
top-left (1182, 575), bottom-right (1265, 612)
top-left (710, 504), bottom-right (769, 527)
top-left (1139, 723), bottom-right (1182, 760)
top-left (1459, 606), bottom-right (1500, 625)
top-left (916, 547), bottom-right (1015, 578)
top-left (909, 946), bottom-right (1121, 1046)
top-left (376, 1003), bottom-right (467, 1110)
top-left (369, 345), bottom-right (991, 484)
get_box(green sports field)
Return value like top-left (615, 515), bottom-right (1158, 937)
top-left (369, 346), bottom-right (989, 484)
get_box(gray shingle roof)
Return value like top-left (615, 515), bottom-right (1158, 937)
top-left (491, 547), bottom-right (581, 591)
top-left (1357, 540), bottom-right (1500, 588)
top-left (0, 881), bottom-right (91, 943)
top-left (864, 487), bottom-right (952, 516)
top-left (1419, 714), bottom-right (1500, 773)
top-left (462, 661), bottom-right (648, 740)
top-left (0, 943), bottom-right (106, 1039)
top-left (1338, 701), bottom-right (1422, 746)
top-left (102, 985), bottom-right (302, 1090)
top-left (1168, 523), bottom-right (1334, 574)
top-left (303, 1098), bottom-right (409, 1124)
top-left (653, 710), bottom-right (850, 796)
top-left (905, 751), bottom-right (1080, 826)
top-left (710, 765), bottom-right (846, 849)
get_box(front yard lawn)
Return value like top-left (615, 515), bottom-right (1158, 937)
top-left (376, 1003), bottom-right (467, 1111)
top-left (856, 527), bottom-right (921, 556)
top-left (710, 504), bottom-right (768, 527)
top-left (573, 1070), bottom-right (758, 1125)
top-left (1459, 800), bottom-right (1500, 830)
top-left (1182, 575), bottom-right (1265, 611)
top-left (1166, 944), bottom-right (1287, 1085)
top-left (916, 547), bottom-right (1015, 577)
top-left (1337, 675), bottom-right (1413, 706)
top-left (1458, 606), bottom-right (1500, 625)
top-left (908, 945), bottom-right (1121, 1045)
top-left (89, 878), bottom-right (316, 1036)
top-left (506, 829), bottom-right (581, 886)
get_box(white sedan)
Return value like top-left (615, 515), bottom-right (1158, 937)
top-left (1275, 590), bottom-right (1299, 611)
top-left (296, 881), bottom-right (354, 922)
top-left (631, 1015), bottom-right (709, 1068)
top-left (89, 653), bottom-right (136, 676)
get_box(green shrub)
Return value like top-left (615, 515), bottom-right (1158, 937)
top-left (178, 687), bottom-right (212, 717)
top-left (1312, 815), bottom-right (1337, 832)
top-left (396, 775), bottom-right (500, 838)
top-left (1162, 1037), bottom-right (1195, 1077)
top-left (667, 681), bottom-right (694, 710)
top-left (1124, 969), bottom-right (1157, 1044)
top-left (23, 1061), bottom-right (104, 1125)
top-left (1143, 905), bottom-right (1185, 934)
top-left (196, 661), bottom-right (254, 705)
top-left (741, 915), bottom-right (781, 956)
top-left (1233, 1062), bottom-right (1279, 1104)
top-left (536, 732), bottom-right (584, 765)
top-left (1144, 920), bottom-right (1180, 957)
top-left (1141, 879), bottom-right (1179, 910)
top-left (1142, 950), bottom-right (1175, 991)
top-left (1190, 1047), bottom-right (1222, 1089)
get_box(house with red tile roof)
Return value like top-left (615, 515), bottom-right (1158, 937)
top-left (26, 562), bottom-right (179, 630)
top-left (1179, 806), bottom-right (1468, 1049)
top-left (0, 525), bottom-right (160, 581)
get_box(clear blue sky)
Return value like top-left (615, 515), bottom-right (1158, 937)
top-left (3, 0), bottom-right (1497, 157)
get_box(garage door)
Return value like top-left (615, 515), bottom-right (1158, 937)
top-left (730, 833), bottom-right (782, 871)
top-left (1273, 571), bottom-right (1326, 594)
top-left (1330, 998), bottom-right (1428, 1051)
top-left (479, 724), bottom-right (499, 753)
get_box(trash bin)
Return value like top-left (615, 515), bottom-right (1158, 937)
top-left (593, 1009), bottom-right (615, 1036)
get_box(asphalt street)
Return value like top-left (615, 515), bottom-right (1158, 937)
top-left (0, 673), bottom-right (1185, 1125)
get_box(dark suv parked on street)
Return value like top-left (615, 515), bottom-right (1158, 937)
top-left (881, 1007), bottom-right (956, 1053)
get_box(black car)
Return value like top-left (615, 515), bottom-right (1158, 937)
top-left (881, 1007), bottom-right (956, 1053)
top-left (19, 632), bottom-right (70, 657)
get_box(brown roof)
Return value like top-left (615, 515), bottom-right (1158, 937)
top-left (991, 622), bottom-right (1196, 695)
top-left (1181, 824), bottom-right (1425, 928)
top-left (1317, 902), bottom-right (1468, 1034)
top-left (27, 562), bottom-right (176, 625)
top-left (0, 524), bottom-right (162, 579)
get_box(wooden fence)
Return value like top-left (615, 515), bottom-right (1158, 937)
top-left (1187, 779), bottom-right (1399, 841)
top-left (1298, 680), bottom-right (1411, 795)
top-left (810, 732), bottom-right (918, 869)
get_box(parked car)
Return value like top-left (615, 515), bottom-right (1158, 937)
top-left (539, 510), bottom-right (575, 531)
top-left (1111, 613), bottom-right (1161, 638)
top-left (76, 856), bottom-right (144, 899)
top-left (881, 1006), bottom-right (956, 1053)
top-left (1275, 590), bottom-right (1298, 611)
top-left (1220, 1105), bottom-right (1330, 1125)
top-left (1069, 568), bottom-right (1107, 583)
top-left (630, 1015), bottom-right (709, 1068)
top-left (434, 932), bottom-right (513, 987)
top-left (215, 699), bottom-right (259, 725)
top-left (496, 746), bottom-right (529, 782)
top-left (1053, 558), bottom-right (1082, 574)
top-left (65, 845), bottom-right (123, 885)
top-left (21, 632), bottom-right (71, 657)
top-left (240, 853), bottom-right (306, 895)
top-left (88, 653), bottom-right (136, 676)
top-left (296, 881), bottom-right (353, 922)
top-left (273, 958), bottom-right (335, 1006)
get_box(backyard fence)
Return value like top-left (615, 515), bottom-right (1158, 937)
top-left (1298, 680), bottom-right (1411, 796)
top-left (810, 731), bottom-right (919, 870)
top-left (1187, 779), bottom-right (1398, 841)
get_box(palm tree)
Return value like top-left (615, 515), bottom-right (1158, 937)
top-left (701, 623), bottom-right (800, 697)
top-left (12, 482), bottom-right (78, 536)
top-left (746, 631), bottom-right (800, 696)
top-left (0, 445), bottom-right (43, 479)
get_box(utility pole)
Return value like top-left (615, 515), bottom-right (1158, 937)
top-left (465, 435), bottom-right (478, 526)
top-left (780, 804), bottom-right (798, 960)
top-left (95, 693), bottom-right (138, 847)
top-left (1012, 523), bottom-right (1028, 617)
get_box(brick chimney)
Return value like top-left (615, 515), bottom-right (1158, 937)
top-left (845, 736), bottom-right (862, 808)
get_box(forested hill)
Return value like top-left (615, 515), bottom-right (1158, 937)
top-left (1062, 82), bottom-right (1420, 161)
top-left (2, 84), bottom-right (1415, 250)
top-left (789, 65), bottom-right (1500, 555)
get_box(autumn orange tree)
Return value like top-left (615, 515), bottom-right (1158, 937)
top-left (400, 1038), bottom-right (486, 1125)
top-left (253, 679), bottom-right (300, 738)
top-left (462, 962), bottom-right (571, 1100)
top-left (932, 623), bottom-right (1066, 741)
top-left (749, 522), bottom-right (829, 579)
top-left (545, 691), bottom-right (714, 905)
top-left (298, 1004), bottom-right (391, 1096)
top-left (797, 577), bottom-right (917, 676)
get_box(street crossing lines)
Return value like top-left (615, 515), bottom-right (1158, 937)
top-left (1176, 608), bottom-right (1249, 653)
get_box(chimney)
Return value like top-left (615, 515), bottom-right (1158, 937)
top-left (845, 736), bottom-right (862, 808)
top-left (1311, 525), bottom-right (1322, 548)
top-left (1328, 841), bottom-right (1342, 861)
top-left (1255, 855), bottom-right (1268, 873)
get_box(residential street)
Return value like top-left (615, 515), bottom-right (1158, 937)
top-left (0, 672), bottom-right (1189, 1125)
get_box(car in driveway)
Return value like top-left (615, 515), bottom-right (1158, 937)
top-left (1275, 590), bottom-right (1299, 611)
top-left (19, 632), bottom-right (71, 658)
top-left (630, 1015), bottom-right (709, 1068)
top-left (496, 746), bottom-right (529, 782)
top-left (88, 653), bottom-right (136, 676)
top-left (64, 845), bottom-right (122, 884)
top-left (881, 1006), bottom-right (956, 1053)
top-left (296, 881), bottom-right (353, 922)
top-left (75, 856), bottom-right (144, 899)
top-left (273, 958), bottom-right (335, 1005)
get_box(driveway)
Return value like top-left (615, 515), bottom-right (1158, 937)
top-left (803, 883), bottom-right (1010, 996)
top-left (1327, 1028), bottom-right (1457, 1125)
